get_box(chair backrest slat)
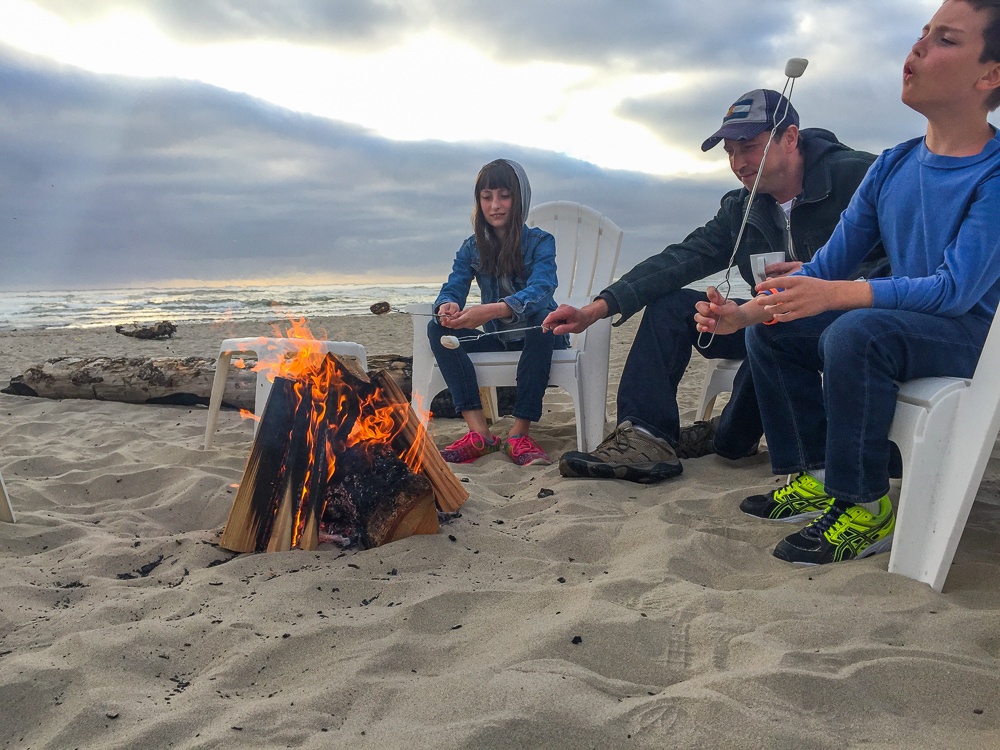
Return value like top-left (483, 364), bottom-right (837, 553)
top-left (527, 201), bottom-right (623, 306)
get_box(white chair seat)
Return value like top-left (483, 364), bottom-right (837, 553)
top-left (204, 337), bottom-right (367, 449)
top-left (409, 201), bottom-right (622, 452)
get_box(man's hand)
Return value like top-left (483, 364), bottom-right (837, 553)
top-left (753, 276), bottom-right (873, 323)
top-left (543, 299), bottom-right (608, 335)
top-left (694, 286), bottom-right (752, 336)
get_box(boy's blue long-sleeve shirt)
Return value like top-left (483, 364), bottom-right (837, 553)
top-left (800, 132), bottom-right (1000, 323)
top-left (434, 225), bottom-right (560, 340)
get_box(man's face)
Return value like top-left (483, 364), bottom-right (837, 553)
top-left (723, 128), bottom-right (797, 198)
top-left (903, 0), bottom-right (997, 114)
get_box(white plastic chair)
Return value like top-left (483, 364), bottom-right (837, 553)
top-left (887, 314), bottom-right (1000, 591)
top-left (203, 337), bottom-right (368, 449)
top-left (408, 201), bottom-right (623, 452)
top-left (1, 469), bottom-right (13, 523)
top-left (695, 358), bottom-right (743, 421)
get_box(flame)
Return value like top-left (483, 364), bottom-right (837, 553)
top-left (240, 317), bottom-right (423, 548)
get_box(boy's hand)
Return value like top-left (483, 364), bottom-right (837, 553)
top-left (763, 260), bottom-right (802, 278)
top-left (753, 276), bottom-right (874, 322)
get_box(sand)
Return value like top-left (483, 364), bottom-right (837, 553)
top-left (1, 314), bottom-right (999, 750)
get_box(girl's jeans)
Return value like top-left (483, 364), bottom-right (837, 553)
top-left (746, 308), bottom-right (988, 505)
top-left (427, 310), bottom-right (566, 423)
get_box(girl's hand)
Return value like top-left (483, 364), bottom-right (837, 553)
top-left (448, 302), bottom-right (511, 330)
top-left (694, 286), bottom-right (750, 336)
top-left (436, 302), bottom-right (461, 328)
top-left (753, 276), bottom-right (873, 322)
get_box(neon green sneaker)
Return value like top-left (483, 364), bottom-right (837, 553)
top-left (773, 495), bottom-right (895, 565)
top-left (740, 472), bottom-right (833, 522)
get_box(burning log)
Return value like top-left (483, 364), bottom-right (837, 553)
top-left (369, 370), bottom-right (469, 513)
top-left (219, 353), bottom-right (467, 553)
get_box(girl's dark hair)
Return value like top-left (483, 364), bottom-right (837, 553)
top-left (961, 0), bottom-right (1000, 109)
top-left (473, 160), bottom-right (524, 280)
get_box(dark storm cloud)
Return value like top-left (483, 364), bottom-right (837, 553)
top-left (0, 46), bottom-right (730, 289)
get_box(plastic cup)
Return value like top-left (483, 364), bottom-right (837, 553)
top-left (750, 252), bottom-right (786, 283)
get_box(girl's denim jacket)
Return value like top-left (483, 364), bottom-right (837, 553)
top-left (434, 225), bottom-right (566, 344)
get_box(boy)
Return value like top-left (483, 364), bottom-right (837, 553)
top-left (694, 0), bottom-right (1000, 565)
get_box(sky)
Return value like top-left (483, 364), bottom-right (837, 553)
top-left (0, 0), bottom-right (940, 290)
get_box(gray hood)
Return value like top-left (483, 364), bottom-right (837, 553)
top-left (502, 159), bottom-right (531, 219)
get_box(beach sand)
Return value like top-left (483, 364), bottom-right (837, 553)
top-left (1, 314), bottom-right (999, 749)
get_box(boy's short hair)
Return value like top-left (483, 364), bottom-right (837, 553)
top-left (963, 0), bottom-right (1000, 109)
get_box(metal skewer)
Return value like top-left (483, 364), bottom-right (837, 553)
top-left (697, 57), bottom-right (808, 349)
top-left (440, 325), bottom-right (546, 349)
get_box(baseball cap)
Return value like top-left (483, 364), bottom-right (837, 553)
top-left (701, 89), bottom-right (799, 152)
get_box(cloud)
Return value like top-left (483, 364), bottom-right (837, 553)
top-left (30, 0), bottom-right (413, 48)
top-left (0, 46), bottom-right (730, 289)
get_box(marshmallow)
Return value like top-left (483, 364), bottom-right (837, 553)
top-left (440, 335), bottom-right (461, 349)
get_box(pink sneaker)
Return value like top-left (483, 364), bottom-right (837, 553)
top-left (504, 435), bottom-right (551, 466)
top-left (440, 431), bottom-right (501, 464)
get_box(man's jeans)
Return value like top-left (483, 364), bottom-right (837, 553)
top-left (428, 310), bottom-right (565, 423)
top-left (616, 288), bottom-right (763, 458)
top-left (746, 308), bottom-right (989, 505)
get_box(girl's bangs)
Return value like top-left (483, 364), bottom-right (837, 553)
top-left (477, 162), bottom-right (515, 191)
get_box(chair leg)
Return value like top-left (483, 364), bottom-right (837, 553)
top-left (889, 387), bottom-right (999, 591)
top-left (480, 387), bottom-right (498, 424)
top-left (204, 352), bottom-right (234, 449)
top-left (0, 470), bottom-right (13, 524)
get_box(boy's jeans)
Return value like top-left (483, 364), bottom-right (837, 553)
top-left (746, 308), bottom-right (989, 506)
top-left (427, 310), bottom-right (565, 423)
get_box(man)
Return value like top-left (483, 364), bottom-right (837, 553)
top-left (544, 89), bottom-right (886, 483)
top-left (694, 0), bottom-right (1000, 564)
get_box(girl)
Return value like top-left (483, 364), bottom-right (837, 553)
top-left (429, 159), bottom-right (566, 466)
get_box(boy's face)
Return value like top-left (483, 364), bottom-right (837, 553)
top-left (903, 0), bottom-right (999, 114)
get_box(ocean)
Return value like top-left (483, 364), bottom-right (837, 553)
top-left (0, 272), bottom-right (748, 331)
top-left (0, 283), bottom-right (443, 331)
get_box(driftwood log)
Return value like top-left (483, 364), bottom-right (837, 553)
top-left (115, 321), bottom-right (178, 339)
top-left (1, 356), bottom-right (256, 409)
top-left (2, 353), bottom-right (516, 417)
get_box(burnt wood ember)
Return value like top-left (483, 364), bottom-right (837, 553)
top-left (323, 443), bottom-right (433, 548)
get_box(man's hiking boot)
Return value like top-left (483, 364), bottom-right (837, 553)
top-left (676, 415), bottom-right (759, 460)
top-left (676, 417), bottom-right (719, 459)
top-left (558, 421), bottom-right (682, 483)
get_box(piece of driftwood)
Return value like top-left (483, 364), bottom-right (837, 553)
top-left (2, 356), bottom-right (255, 409)
top-left (115, 321), bottom-right (178, 339)
top-left (220, 355), bottom-right (446, 553)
